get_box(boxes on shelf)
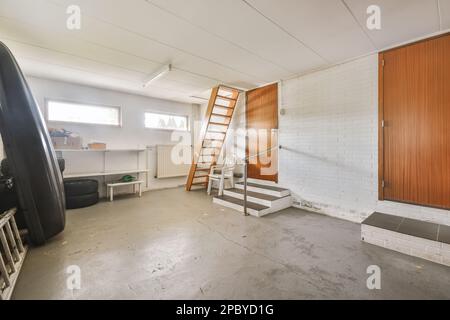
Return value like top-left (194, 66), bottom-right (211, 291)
top-left (88, 142), bottom-right (107, 150)
top-left (51, 136), bottom-right (82, 150)
top-left (49, 128), bottom-right (82, 150)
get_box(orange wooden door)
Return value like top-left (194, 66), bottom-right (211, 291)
top-left (380, 34), bottom-right (450, 209)
top-left (246, 83), bottom-right (278, 182)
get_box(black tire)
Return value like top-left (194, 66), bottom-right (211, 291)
top-left (64, 179), bottom-right (98, 196)
top-left (66, 192), bottom-right (99, 209)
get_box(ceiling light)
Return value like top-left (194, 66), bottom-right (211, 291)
top-left (143, 64), bottom-right (171, 87)
top-left (189, 95), bottom-right (209, 101)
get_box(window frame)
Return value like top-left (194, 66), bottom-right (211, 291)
top-left (144, 111), bottom-right (190, 132)
top-left (45, 98), bottom-right (122, 127)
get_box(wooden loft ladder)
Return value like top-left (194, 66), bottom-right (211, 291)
top-left (186, 85), bottom-right (240, 191)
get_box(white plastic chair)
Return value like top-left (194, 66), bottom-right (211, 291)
top-left (207, 163), bottom-right (235, 196)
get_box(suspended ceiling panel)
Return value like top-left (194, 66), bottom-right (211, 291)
top-left (0, 0), bottom-right (446, 104)
top-left (244, 0), bottom-right (376, 62)
top-left (343, 0), bottom-right (442, 49)
top-left (440, 0), bottom-right (450, 29)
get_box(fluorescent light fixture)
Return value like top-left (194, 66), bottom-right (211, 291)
top-left (189, 95), bottom-right (209, 101)
top-left (143, 64), bottom-right (171, 87)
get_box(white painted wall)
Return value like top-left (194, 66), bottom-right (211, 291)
top-left (279, 54), bottom-right (450, 225)
top-left (26, 76), bottom-right (200, 195)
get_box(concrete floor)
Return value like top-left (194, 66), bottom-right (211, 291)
top-left (12, 187), bottom-right (450, 299)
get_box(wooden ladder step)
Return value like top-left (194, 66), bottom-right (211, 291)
top-left (216, 95), bottom-right (237, 101)
top-left (203, 139), bottom-right (223, 142)
top-left (218, 85), bottom-right (241, 92)
top-left (191, 182), bottom-right (208, 185)
top-left (201, 153), bottom-right (220, 157)
top-left (203, 142), bottom-right (223, 148)
top-left (211, 113), bottom-right (232, 118)
top-left (200, 149), bottom-right (220, 153)
top-left (213, 104), bottom-right (233, 110)
top-left (208, 122), bottom-right (229, 127)
top-left (201, 149), bottom-right (221, 152)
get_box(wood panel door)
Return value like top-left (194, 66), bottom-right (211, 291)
top-left (379, 34), bottom-right (450, 209)
top-left (246, 83), bottom-right (278, 182)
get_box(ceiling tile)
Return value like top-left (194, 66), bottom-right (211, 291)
top-left (147, 0), bottom-right (325, 74)
top-left (0, 0), bottom-right (261, 97)
top-left (344, 0), bottom-right (441, 49)
top-left (20, 57), bottom-right (195, 103)
top-left (245, 0), bottom-right (375, 63)
top-left (4, 39), bottom-right (209, 103)
top-left (440, 0), bottom-right (450, 29)
top-left (51, 0), bottom-right (291, 82)
top-left (0, 16), bottom-right (160, 77)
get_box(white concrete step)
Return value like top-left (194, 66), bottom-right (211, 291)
top-left (213, 195), bottom-right (272, 217)
top-left (234, 182), bottom-right (290, 197)
top-left (223, 188), bottom-right (292, 208)
top-left (246, 178), bottom-right (278, 187)
top-left (213, 180), bottom-right (292, 217)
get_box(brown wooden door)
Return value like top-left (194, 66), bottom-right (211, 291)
top-left (380, 34), bottom-right (450, 209)
top-left (246, 83), bottom-right (278, 182)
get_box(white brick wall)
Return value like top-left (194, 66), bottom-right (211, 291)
top-left (362, 224), bottom-right (450, 266)
top-left (279, 55), bottom-right (379, 223)
top-left (279, 54), bottom-right (450, 225)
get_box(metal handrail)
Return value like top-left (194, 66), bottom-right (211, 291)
top-left (237, 143), bottom-right (281, 216)
top-left (238, 144), bottom-right (280, 163)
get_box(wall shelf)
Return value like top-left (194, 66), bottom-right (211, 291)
top-left (64, 169), bottom-right (149, 179)
top-left (56, 148), bottom-right (149, 193)
top-left (55, 149), bottom-right (146, 152)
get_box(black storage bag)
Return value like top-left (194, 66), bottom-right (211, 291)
top-left (0, 42), bottom-right (65, 245)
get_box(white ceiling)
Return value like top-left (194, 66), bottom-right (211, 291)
top-left (0, 0), bottom-right (448, 104)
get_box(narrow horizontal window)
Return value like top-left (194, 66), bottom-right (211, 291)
top-left (46, 100), bottom-right (121, 126)
top-left (145, 112), bottom-right (188, 131)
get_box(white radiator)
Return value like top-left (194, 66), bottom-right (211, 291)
top-left (156, 144), bottom-right (191, 178)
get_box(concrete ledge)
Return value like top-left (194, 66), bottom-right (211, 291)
top-left (362, 224), bottom-right (450, 267)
